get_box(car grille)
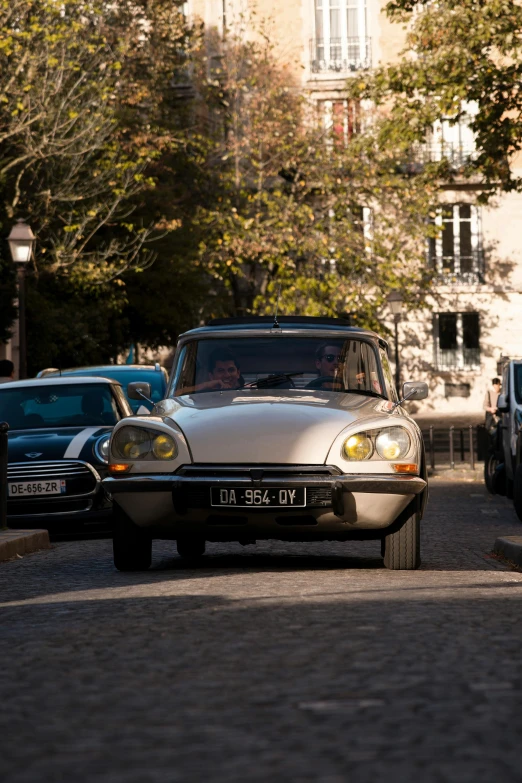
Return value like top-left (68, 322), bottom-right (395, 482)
top-left (178, 465), bottom-right (340, 479)
top-left (7, 460), bottom-right (98, 499)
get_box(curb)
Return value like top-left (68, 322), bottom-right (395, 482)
top-left (0, 529), bottom-right (51, 562)
top-left (493, 536), bottom-right (522, 567)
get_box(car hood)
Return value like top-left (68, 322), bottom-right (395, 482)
top-left (7, 426), bottom-right (112, 463)
top-left (167, 390), bottom-right (393, 464)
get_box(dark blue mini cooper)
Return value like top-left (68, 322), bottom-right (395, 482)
top-left (0, 376), bottom-right (132, 532)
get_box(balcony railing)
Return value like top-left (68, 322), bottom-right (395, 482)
top-left (429, 253), bottom-right (484, 285)
top-left (422, 142), bottom-right (478, 167)
top-left (434, 347), bottom-right (481, 371)
top-left (310, 38), bottom-right (371, 74)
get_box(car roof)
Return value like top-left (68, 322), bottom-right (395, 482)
top-left (1, 376), bottom-right (122, 390)
top-left (45, 364), bottom-right (162, 373)
top-left (180, 316), bottom-right (385, 344)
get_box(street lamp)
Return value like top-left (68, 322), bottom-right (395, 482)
top-left (387, 290), bottom-right (404, 393)
top-left (7, 219), bottom-right (35, 380)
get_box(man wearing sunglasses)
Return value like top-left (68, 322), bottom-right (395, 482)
top-left (307, 342), bottom-right (367, 391)
top-left (315, 344), bottom-right (344, 378)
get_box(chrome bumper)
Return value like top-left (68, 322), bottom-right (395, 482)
top-left (104, 472), bottom-right (425, 506)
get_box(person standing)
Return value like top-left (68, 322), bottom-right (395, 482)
top-left (483, 377), bottom-right (502, 431)
top-left (0, 359), bottom-right (14, 384)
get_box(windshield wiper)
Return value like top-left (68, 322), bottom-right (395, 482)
top-left (245, 372), bottom-right (303, 389)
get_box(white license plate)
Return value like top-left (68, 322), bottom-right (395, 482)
top-left (8, 480), bottom-right (67, 497)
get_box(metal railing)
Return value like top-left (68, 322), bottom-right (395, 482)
top-left (310, 37), bottom-right (371, 73)
top-left (433, 347), bottom-right (480, 371)
top-left (420, 143), bottom-right (478, 168)
top-left (422, 425), bottom-right (485, 471)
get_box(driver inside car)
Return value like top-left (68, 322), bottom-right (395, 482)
top-left (305, 343), bottom-right (346, 390)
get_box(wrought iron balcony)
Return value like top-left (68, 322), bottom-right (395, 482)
top-left (310, 38), bottom-right (371, 74)
top-left (433, 347), bottom-right (481, 371)
top-left (428, 252), bottom-right (485, 286)
top-left (401, 142), bottom-right (478, 174)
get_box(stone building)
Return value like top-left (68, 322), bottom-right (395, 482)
top-left (186, 0), bottom-right (522, 418)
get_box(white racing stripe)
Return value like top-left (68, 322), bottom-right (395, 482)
top-left (63, 427), bottom-right (105, 459)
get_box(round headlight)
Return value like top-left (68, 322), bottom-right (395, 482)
top-left (94, 434), bottom-right (110, 463)
top-left (343, 433), bottom-right (373, 461)
top-left (113, 426), bottom-right (151, 460)
top-left (152, 433), bottom-right (177, 460)
top-left (375, 427), bottom-right (411, 460)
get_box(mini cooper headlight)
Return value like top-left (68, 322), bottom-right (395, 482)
top-left (113, 426), bottom-right (152, 460)
top-left (94, 434), bottom-right (111, 463)
top-left (375, 427), bottom-right (411, 460)
top-left (343, 433), bottom-right (373, 461)
top-left (152, 433), bottom-right (177, 460)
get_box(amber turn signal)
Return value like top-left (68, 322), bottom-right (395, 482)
top-left (391, 463), bottom-right (418, 474)
top-left (109, 463), bottom-right (131, 474)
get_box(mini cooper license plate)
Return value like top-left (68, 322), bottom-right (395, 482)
top-left (211, 487), bottom-right (306, 508)
top-left (8, 480), bottom-right (66, 497)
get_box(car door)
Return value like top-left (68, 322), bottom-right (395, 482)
top-left (501, 363), bottom-right (514, 479)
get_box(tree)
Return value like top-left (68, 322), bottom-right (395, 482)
top-left (349, 0), bottom-right (522, 197)
top-left (0, 0), bottom-right (196, 370)
top-left (0, 0), bottom-right (157, 280)
top-left (182, 18), bottom-right (437, 330)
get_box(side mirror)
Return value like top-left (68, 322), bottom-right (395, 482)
top-left (402, 381), bottom-right (429, 401)
top-left (127, 381), bottom-right (152, 402)
top-left (497, 393), bottom-right (509, 413)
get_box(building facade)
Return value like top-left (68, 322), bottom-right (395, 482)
top-left (186, 0), bottom-right (522, 418)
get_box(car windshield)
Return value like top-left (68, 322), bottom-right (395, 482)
top-left (58, 370), bottom-right (167, 413)
top-left (0, 383), bottom-right (120, 430)
top-left (172, 336), bottom-right (385, 397)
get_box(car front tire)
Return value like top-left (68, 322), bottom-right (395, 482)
top-left (382, 512), bottom-right (421, 570)
top-left (484, 453), bottom-right (500, 494)
top-left (113, 502), bottom-right (152, 571)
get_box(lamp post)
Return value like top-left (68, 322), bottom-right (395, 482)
top-left (387, 290), bottom-right (404, 394)
top-left (7, 220), bottom-right (35, 380)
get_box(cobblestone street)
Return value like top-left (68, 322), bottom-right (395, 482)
top-left (2, 475), bottom-right (522, 783)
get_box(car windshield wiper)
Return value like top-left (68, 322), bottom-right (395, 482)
top-left (245, 372), bottom-right (303, 389)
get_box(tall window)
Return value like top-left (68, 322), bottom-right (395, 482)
top-left (433, 312), bottom-right (480, 370)
top-left (318, 99), bottom-right (360, 144)
top-left (428, 204), bottom-right (483, 283)
top-left (311, 0), bottom-right (369, 73)
top-left (425, 102), bottom-right (478, 166)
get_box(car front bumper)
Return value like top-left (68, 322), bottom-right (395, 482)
top-left (103, 469), bottom-right (426, 537)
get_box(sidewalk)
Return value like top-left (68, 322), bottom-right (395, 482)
top-left (0, 528), bottom-right (50, 562)
top-left (494, 536), bottom-right (522, 568)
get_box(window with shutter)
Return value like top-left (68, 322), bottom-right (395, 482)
top-left (434, 312), bottom-right (481, 370)
top-left (427, 204), bottom-right (483, 283)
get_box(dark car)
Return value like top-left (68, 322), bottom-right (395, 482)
top-left (37, 364), bottom-right (168, 413)
top-left (0, 376), bottom-right (132, 532)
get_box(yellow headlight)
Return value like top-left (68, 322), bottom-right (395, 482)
top-left (113, 426), bottom-right (151, 460)
top-left (152, 433), bottom-right (177, 460)
top-left (343, 433), bottom-right (373, 461)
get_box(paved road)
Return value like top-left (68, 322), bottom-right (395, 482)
top-left (2, 475), bottom-right (522, 783)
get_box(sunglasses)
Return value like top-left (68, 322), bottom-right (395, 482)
top-left (322, 354), bottom-right (341, 362)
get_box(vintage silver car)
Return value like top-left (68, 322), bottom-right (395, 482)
top-left (103, 317), bottom-right (428, 571)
